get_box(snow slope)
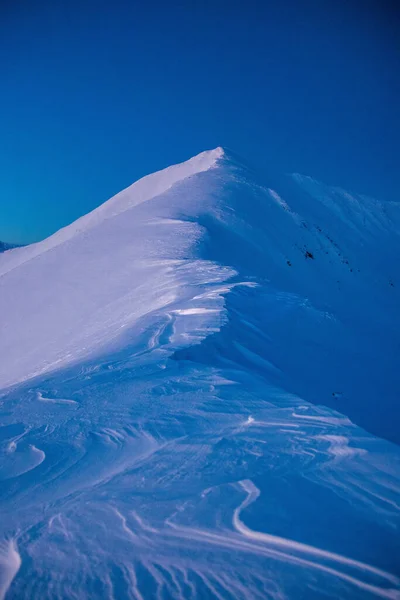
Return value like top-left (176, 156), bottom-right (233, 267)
top-left (0, 148), bottom-right (399, 599)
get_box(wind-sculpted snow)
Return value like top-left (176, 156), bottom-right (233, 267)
top-left (0, 148), bottom-right (399, 599)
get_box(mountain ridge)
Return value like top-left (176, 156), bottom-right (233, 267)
top-left (0, 147), bottom-right (399, 442)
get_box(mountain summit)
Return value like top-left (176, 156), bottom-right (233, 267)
top-left (0, 149), bottom-right (399, 599)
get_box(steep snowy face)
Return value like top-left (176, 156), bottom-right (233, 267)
top-left (1, 148), bottom-right (400, 600)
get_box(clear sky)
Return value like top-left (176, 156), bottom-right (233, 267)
top-left (0, 0), bottom-right (399, 244)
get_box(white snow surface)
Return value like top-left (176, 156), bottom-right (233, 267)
top-left (0, 147), bottom-right (400, 600)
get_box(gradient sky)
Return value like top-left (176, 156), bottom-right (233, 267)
top-left (0, 0), bottom-right (399, 244)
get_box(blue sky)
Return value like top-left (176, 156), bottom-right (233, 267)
top-left (0, 0), bottom-right (398, 244)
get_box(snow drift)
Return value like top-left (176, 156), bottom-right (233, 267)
top-left (0, 148), bottom-right (399, 599)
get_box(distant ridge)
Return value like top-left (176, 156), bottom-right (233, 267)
top-left (0, 241), bottom-right (19, 253)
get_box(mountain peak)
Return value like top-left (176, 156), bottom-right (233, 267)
top-left (1, 147), bottom-right (399, 443)
top-left (0, 148), bottom-right (227, 278)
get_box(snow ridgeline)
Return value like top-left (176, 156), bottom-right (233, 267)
top-left (0, 148), bottom-right (400, 599)
top-left (1, 146), bottom-right (398, 442)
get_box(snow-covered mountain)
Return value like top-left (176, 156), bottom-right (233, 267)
top-left (0, 148), bottom-right (399, 599)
